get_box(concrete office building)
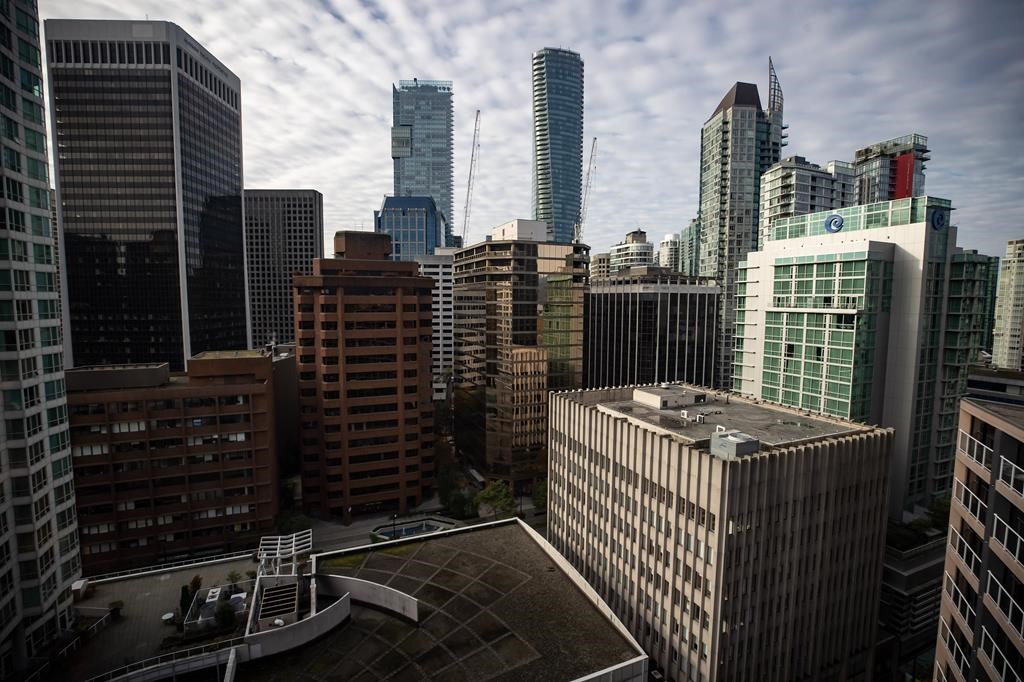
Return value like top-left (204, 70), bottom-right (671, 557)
top-left (453, 220), bottom-right (588, 489)
top-left (47, 20), bottom-right (247, 371)
top-left (853, 133), bottom-right (929, 205)
top-left (293, 232), bottom-right (435, 521)
top-left (734, 196), bottom-right (997, 516)
top-left (758, 156), bottom-right (856, 245)
top-left (65, 351), bottom-right (279, 574)
top-left (591, 252), bottom-right (610, 279)
top-left (416, 248), bottom-right (455, 402)
top-left (548, 384), bottom-right (892, 682)
top-left (608, 229), bottom-right (654, 273)
top-left (584, 269), bottom-right (718, 388)
top-left (935, 398), bottom-right (1024, 682)
top-left (391, 79), bottom-right (454, 245)
top-left (993, 239), bottom-right (1024, 371)
top-left (532, 48), bottom-right (584, 243)
top-left (0, 4), bottom-right (80, 676)
top-left (697, 59), bottom-right (785, 387)
top-left (375, 195), bottom-right (448, 261)
top-left (656, 234), bottom-right (681, 271)
top-left (245, 189), bottom-right (324, 347)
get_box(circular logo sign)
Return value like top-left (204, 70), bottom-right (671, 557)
top-left (824, 214), bottom-right (844, 233)
top-left (931, 210), bottom-right (946, 230)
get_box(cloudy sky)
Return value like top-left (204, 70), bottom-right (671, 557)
top-left (42, 0), bottom-right (1022, 256)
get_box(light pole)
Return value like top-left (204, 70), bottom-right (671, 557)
top-left (392, 513), bottom-right (398, 538)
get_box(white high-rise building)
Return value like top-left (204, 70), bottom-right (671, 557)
top-left (758, 156), bottom-right (855, 245)
top-left (656, 233), bottom-right (680, 270)
top-left (416, 248), bottom-right (455, 401)
top-left (993, 238), bottom-right (1024, 370)
top-left (609, 230), bottom-right (654, 273)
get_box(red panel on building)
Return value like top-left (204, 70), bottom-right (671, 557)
top-left (894, 152), bottom-right (916, 199)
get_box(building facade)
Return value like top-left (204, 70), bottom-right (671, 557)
top-left (293, 232), bottom-right (435, 521)
top-left (734, 196), bottom-right (997, 516)
top-left (657, 234), bottom-right (681, 271)
top-left (453, 224), bottom-right (588, 489)
top-left (374, 195), bottom-right (447, 260)
top-left (66, 352), bottom-right (279, 574)
top-left (608, 229), bottom-right (654, 273)
top-left (584, 269), bottom-right (718, 388)
top-left (591, 252), bottom-right (610, 279)
top-left (0, 3), bottom-right (80, 676)
top-left (531, 47), bottom-right (583, 243)
top-left (993, 239), bottom-right (1024, 370)
top-left (935, 397), bottom-right (1024, 682)
top-left (46, 20), bottom-right (247, 371)
top-left (697, 60), bottom-right (784, 387)
top-left (391, 79), bottom-right (454, 245)
top-left (758, 156), bottom-right (855, 245)
top-left (548, 384), bottom-right (891, 681)
top-left (853, 133), bottom-right (929, 205)
top-left (245, 189), bottom-right (324, 347)
top-left (415, 248), bottom-right (454, 402)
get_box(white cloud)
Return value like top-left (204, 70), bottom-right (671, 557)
top-left (40, 0), bottom-right (1023, 257)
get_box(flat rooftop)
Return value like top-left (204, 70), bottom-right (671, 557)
top-left (247, 522), bottom-right (641, 681)
top-left (564, 384), bottom-right (865, 449)
top-left (192, 350), bottom-right (267, 359)
top-left (965, 397), bottom-right (1024, 430)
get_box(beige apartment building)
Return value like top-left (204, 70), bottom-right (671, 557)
top-left (548, 383), bottom-right (892, 681)
top-left (935, 397), bottom-right (1024, 682)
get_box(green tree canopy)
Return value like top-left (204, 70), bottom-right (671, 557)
top-left (475, 480), bottom-right (515, 519)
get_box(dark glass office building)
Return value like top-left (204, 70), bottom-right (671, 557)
top-left (531, 48), bottom-right (583, 244)
top-left (374, 195), bottom-right (446, 260)
top-left (46, 20), bottom-right (247, 371)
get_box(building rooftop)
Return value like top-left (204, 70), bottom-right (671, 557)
top-left (964, 398), bottom-right (1024, 430)
top-left (711, 81), bottom-right (761, 117)
top-left (192, 350), bottom-right (267, 360)
top-left (564, 383), bottom-right (866, 450)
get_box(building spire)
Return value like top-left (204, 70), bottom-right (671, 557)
top-left (768, 56), bottom-right (783, 118)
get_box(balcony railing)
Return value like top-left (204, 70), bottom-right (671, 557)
top-left (993, 514), bottom-right (1024, 568)
top-left (979, 626), bottom-right (1023, 682)
top-left (944, 571), bottom-right (976, 629)
top-left (949, 526), bottom-right (982, 577)
top-left (987, 570), bottom-right (1024, 640)
top-left (938, 617), bottom-right (970, 681)
top-left (999, 456), bottom-right (1024, 502)
top-left (953, 478), bottom-right (988, 526)
top-left (958, 429), bottom-right (993, 471)
top-left (934, 662), bottom-right (949, 682)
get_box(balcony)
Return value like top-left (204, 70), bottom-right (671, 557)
top-left (949, 526), bottom-right (982, 579)
top-left (999, 456), bottom-right (1024, 507)
top-left (943, 571), bottom-right (976, 630)
top-left (987, 570), bottom-right (1024, 642)
top-left (958, 429), bottom-right (993, 472)
top-left (937, 617), bottom-right (970, 681)
top-left (993, 514), bottom-right (1024, 569)
top-left (953, 478), bottom-right (988, 527)
top-left (979, 626), bottom-right (1023, 682)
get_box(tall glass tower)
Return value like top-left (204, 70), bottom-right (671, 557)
top-left (46, 20), bottom-right (247, 371)
top-left (391, 79), bottom-right (454, 246)
top-left (531, 48), bottom-right (583, 244)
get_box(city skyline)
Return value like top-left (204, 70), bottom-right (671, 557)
top-left (39, 0), bottom-right (1021, 257)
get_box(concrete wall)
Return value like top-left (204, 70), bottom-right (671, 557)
top-left (244, 593), bottom-right (351, 660)
top-left (571, 655), bottom-right (648, 682)
top-left (316, 574), bottom-right (418, 622)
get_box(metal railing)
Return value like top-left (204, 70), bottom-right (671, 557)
top-left (949, 526), bottom-right (982, 577)
top-left (22, 609), bottom-right (115, 682)
top-left (999, 456), bottom-right (1024, 501)
top-left (87, 550), bottom-right (254, 582)
top-left (958, 429), bottom-right (993, 471)
top-left (992, 514), bottom-right (1024, 568)
top-left (979, 626), bottom-right (1023, 682)
top-left (938, 617), bottom-right (969, 682)
top-left (943, 571), bottom-right (976, 629)
top-left (953, 478), bottom-right (988, 526)
top-left (934, 662), bottom-right (949, 682)
top-left (83, 636), bottom-right (245, 682)
top-left (987, 570), bottom-right (1024, 640)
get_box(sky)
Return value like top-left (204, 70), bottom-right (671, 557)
top-left (41, 0), bottom-right (1024, 257)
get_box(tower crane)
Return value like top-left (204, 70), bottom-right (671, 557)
top-left (574, 136), bottom-right (597, 243)
top-left (461, 109), bottom-right (481, 242)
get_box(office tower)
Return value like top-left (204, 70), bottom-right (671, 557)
top-left (294, 232), bottom-right (434, 521)
top-left (734, 196), bottom-right (997, 516)
top-left (548, 384), bottom-right (891, 681)
top-left (608, 229), bottom-right (654, 273)
top-left (584, 269), bottom-right (718, 388)
top-left (935, 397), bottom-right (1024, 682)
top-left (656, 233), bottom-right (681, 270)
top-left (993, 239), bottom-right (1024, 370)
top-left (0, 5), bottom-right (80, 676)
top-left (531, 48), bottom-right (584, 243)
top-left (697, 60), bottom-right (785, 387)
top-left (591, 252), bottom-right (610, 279)
top-left (66, 352), bottom-right (280, 574)
top-left (245, 189), bottom-right (324, 347)
top-left (853, 133), bottom-right (929, 204)
top-left (374, 195), bottom-right (447, 260)
top-left (453, 220), bottom-right (588, 490)
top-left (391, 79), bottom-right (454, 245)
top-left (759, 156), bottom-right (856, 245)
top-left (415, 248), bottom-right (454, 402)
top-left (46, 20), bottom-right (247, 371)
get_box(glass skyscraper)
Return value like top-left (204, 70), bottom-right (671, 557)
top-left (374, 195), bottom-right (447, 260)
top-left (531, 47), bottom-right (583, 244)
top-left (391, 79), bottom-right (454, 246)
top-left (46, 20), bottom-right (247, 371)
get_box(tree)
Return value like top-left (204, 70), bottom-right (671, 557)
top-left (179, 585), bottom-right (192, 617)
top-left (531, 481), bottom-right (547, 513)
top-left (226, 570), bottom-right (242, 589)
top-left (475, 480), bottom-right (515, 519)
top-left (189, 575), bottom-right (203, 596)
top-left (437, 465), bottom-right (459, 508)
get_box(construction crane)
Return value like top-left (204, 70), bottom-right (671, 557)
top-left (461, 109), bottom-right (481, 242)
top-left (574, 136), bottom-right (597, 243)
